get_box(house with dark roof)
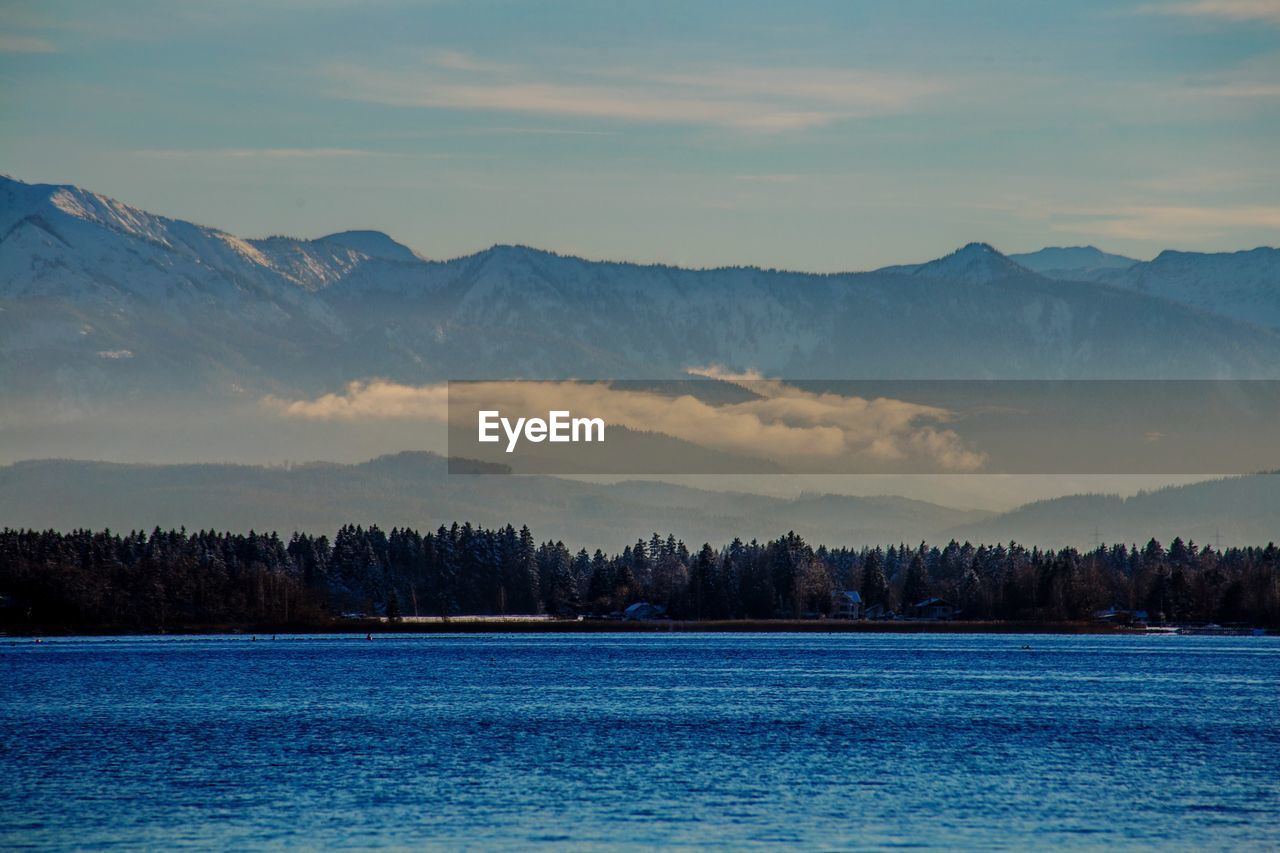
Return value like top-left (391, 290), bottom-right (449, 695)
top-left (909, 597), bottom-right (956, 620)
top-left (831, 589), bottom-right (862, 619)
top-left (864, 602), bottom-right (889, 620)
top-left (623, 602), bottom-right (667, 621)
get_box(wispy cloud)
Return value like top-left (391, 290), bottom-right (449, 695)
top-left (1171, 50), bottom-right (1280, 104)
top-left (460, 126), bottom-right (621, 137)
top-left (0, 35), bottom-right (55, 53)
top-left (265, 380), bottom-right (449, 421)
top-left (133, 147), bottom-right (397, 160)
top-left (323, 52), bottom-right (948, 131)
top-left (1138, 0), bottom-right (1280, 24)
top-left (1054, 204), bottom-right (1280, 240)
top-left (732, 173), bottom-right (805, 184)
top-left (1189, 82), bottom-right (1280, 97)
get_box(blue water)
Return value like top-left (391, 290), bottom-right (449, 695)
top-left (1, 634), bottom-right (1278, 850)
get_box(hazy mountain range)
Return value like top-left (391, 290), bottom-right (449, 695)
top-left (2, 174), bottom-right (1277, 544)
top-left (0, 452), bottom-right (1273, 550)
top-left (1064, 248), bottom-right (1280, 331)
top-left (4, 174), bottom-right (1280, 417)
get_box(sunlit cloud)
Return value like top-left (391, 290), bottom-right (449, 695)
top-left (0, 35), bottom-right (55, 53)
top-left (1053, 204), bottom-right (1280, 240)
top-left (265, 373), bottom-right (987, 472)
top-left (323, 52), bottom-right (949, 131)
top-left (264, 379), bottom-right (450, 421)
top-left (1138, 0), bottom-right (1280, 24)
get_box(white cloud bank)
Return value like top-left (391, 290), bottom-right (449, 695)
top-left (265, 379), bottom-right (450, 421)
top-left (323, 52), bottom-right (948, 131)
top-left (1140, 0), bottom-right (1280, 24)
top-left (264, 372), bottom-right (986, 472)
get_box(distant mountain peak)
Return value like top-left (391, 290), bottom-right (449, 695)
top-left (1010, 245), bottom-right (1138, 276)
top-left (316, 230), bottom-right (422, 262)
top-left (954, 241), bottom-right (1002, 257)
top-left (483, 243), bottom-right (563, 260)
top-left (21, 178), bottom-right (180, 246)
top-left (907, 242), bottom-right (1034, 284)
top-left (1148, 246), bottom-right (1277, 264)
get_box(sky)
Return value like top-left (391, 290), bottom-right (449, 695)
top-left (1, 0), bottom-right (1278, 271)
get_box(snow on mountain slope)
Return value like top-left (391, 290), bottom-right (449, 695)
top-left (1095, 248), bottom-right (1280, 330)
top-left (876, 242), bottom-right (1032, 282)
top-left (0, 176), bottom-right (435, 298)
top-left (5, 174), bottom-right (1280, 423)
top-left (1009, 243), bottom-right (1280, 331)
top-left (885, 241), bottom-right (1036, 283)
top-left (3, 177), bottom-right (283, 303)
top-left (322, 239), bottom-right (1280, 381)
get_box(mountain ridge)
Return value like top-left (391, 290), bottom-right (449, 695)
top-left (1046, 245), bottom-right (1280, 330)
top-left (5, 174), bottom-right (1280, 468)
top-left (1009, 245), bottom-right (1139, 277)
top-left (5, 175), bottom-right (1272, 282)
top-left (948, 471), bottom-right (1280, 548)
top-left (1, 452), bottom-right (1274, 549)
top-left (877, 241), bottom-right (1039, 283)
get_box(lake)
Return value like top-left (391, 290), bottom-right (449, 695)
top-left (2, 634), bottom-right (1278, 849)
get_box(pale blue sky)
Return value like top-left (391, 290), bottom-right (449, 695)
top-left (2, 0), bottom-right (1278, 269)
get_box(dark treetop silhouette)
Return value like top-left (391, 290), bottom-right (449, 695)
top-left (2, 525), bottom-right (1276, 631)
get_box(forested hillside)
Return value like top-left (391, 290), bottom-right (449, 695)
top-left (2, 525), bottom-right (1276, 630)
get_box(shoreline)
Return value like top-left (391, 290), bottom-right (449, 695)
top-left (3, 619), bottom-right (1162, 637)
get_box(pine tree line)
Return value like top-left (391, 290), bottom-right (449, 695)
top-left (1, 526), bottom-right (1277, 629)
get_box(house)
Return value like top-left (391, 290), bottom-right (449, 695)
top-left (623, 602), bottom-right (667, 621)
top-left (830, 589), bottom-right (862, 619)
top-left (910, 597), bottom-right (956, 620)
top-left (1092, 608), bottom-right (1149, 626)
top-left (864, 602), bottom-right (888, 620)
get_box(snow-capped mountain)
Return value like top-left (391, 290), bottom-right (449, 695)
top-left (1097, 248), bottom-right (1280, 331)
top-left (4, 174), bottom-right (1280, 438)
top-left (0, 175), bottom-right (432, 300)
top-left (1003, 242), bottom-right (1280, 331)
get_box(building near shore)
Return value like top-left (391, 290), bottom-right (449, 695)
top-left (910, 598), bottom-right (957, 620)
top-left (623, 602), bottom-right (666, 621)
top-left (831, 590), bottom-right (863, 619)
